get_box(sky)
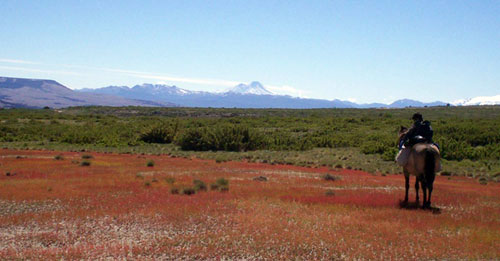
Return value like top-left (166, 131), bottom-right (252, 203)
top-left (0, 1), bottom-right (499, 103)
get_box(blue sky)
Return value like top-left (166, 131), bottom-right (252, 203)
top-left (1, 1), bottom-right (499, 103)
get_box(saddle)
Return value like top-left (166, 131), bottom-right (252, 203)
top-left (406, 135), bottom-right (429, 147)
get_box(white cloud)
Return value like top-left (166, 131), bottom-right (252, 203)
top-left (0, 65), bottom-right (81, 76)
top-left (266, 84), bottom-right (309, 98)
top-left (123, 72), bottom-right (240, 87)
top-left (0, 58), bottom-right (39, 65)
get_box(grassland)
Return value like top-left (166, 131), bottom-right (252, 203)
top-left (1, 106), bottom-right (499, 180)
top-left (1, 149), bottom-right (499, 259)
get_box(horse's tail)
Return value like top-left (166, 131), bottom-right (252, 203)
top-left (424, 148), bottom-right (436, 184)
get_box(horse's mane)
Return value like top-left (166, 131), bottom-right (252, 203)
top-left (398, 126), bottom-right (408, 145)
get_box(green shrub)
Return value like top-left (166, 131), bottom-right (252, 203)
top-left (80, 160), bottom-right (91, 166)
top-left (182, 188), bottom-right (196, 195)
top-left (176, 124), bottom-right (265, 152)
top-left (81, 154), bottom-right (93, 159)
top-left (193, 179), bottom-right (207, 191)
top-left (54, 154), bottom-right (64, 160)
top-left (147, 160), bottom-right (155, 167)
top-left (140, 123), bottom-right (177, 144)
top-left (215, 178), bottom-right (229, 187)
top-left (382, 147), bottom-right (398, 161)
top-left (211, 178), bottom-right (229, 192)
top-left (323, 173), bottom-right (340, 181)
top-left (478, 176), bottom-right (488, 185)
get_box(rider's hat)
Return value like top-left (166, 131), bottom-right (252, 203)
top-left (412, 113), bottom-right (423, 121)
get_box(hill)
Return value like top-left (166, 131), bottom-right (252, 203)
top-left (0, 77), bottom-right (175, 108)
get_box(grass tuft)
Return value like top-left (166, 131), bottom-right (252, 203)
top-left (325, 190), bottom-right (335, 196)
top-left (81, 154), bottom-right (93, 159)
top-left (80, 160), bottom-right (91, 166)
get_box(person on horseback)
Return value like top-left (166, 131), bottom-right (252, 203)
top-left (397, 113), bottom-right (442, 208)
top-left (396, 113), bottom-right (436, 167)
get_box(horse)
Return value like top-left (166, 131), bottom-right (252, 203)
top-left (397, 126), bottom-right (441, 208)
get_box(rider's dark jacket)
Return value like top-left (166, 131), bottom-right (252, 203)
top-left (400, 120), bottom-right (434, 149)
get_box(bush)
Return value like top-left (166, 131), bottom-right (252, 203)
top-left (140, 123), bottom-right (177, 144)
top-left (193, 179), bottom-right (207, 191)
top-left (165, 177), bottom-right (175, 184)
top-left (81, 154), bottom-right (93, 159)
top-left (211, 178), bottom-right (229, 192)
top-left (478, 176), bottom-right (488, 185)
top-left (176, 124), bottom-right (265, 152)
top-left (182, 188), bottom-right (196, 195)
top-left (170, 188), bottom-right (179, 194)
top-left (147, 160), bottom-right (155, 167)
top-left (382, 147), bottom-right (398, 161)
top-left (215, 178), bottom-right (229, 187)
top-left (323, 173), bottom-right (340, 181)
top-left (54, 154), bottom-right (64, 160)
top-left (80, 160), bottom-right (91, 166)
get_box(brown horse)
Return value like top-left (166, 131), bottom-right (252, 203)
top-left (398, 126), bottom-right (441, 208)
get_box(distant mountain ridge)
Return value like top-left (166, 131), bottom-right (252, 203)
top-left (3, 76), bottom-right (497, 109)
top-left (81, 81), bottom-right (447, 108)
top-left (0, 76), bottom-right (175, 108)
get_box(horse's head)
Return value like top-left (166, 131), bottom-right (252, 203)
top-left (398, 126), bottom-right (408, 145)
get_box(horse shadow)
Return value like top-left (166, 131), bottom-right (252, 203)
top-left (398, 200), bottom-right (441, 215)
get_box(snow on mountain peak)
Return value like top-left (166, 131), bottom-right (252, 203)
top-left (132, 83), bottom-right (194, 95)
top-left (227, 81), bottom-right (273, 95)
top-left (452, 95), bottom-right (500, 106)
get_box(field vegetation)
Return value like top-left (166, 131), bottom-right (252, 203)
top-left (0, 149), bottom-right (498, 259)
top-left (1, 106), bottom-right (499, 179)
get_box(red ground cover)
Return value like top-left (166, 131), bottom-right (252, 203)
top-left (0, 149), bottom-right (499, 259)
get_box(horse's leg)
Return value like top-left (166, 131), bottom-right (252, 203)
top-left (404, 174), bottom-right (409, 203)
top-left (421, 181), bottom-right (428, 209)
top-left (426, 182), bottom-right (433, 208)
top-left (414, 178), bottom-right (420, 204)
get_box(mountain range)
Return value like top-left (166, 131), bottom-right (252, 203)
top-left (79, 81), bottom-right (449, 109)
top-left (1, 76), bottom-right (499, 109)
top-left (0, 77), bottom-right (173, 108)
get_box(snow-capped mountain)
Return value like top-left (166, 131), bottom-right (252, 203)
top-left (79, 81), bottom-right (448, 108)
top-left (226, 81), bottom-right (273, 95)
top-left (452, 95), bottom-right (500, 106)
top-left (80, 83), bottom-right (199, 96)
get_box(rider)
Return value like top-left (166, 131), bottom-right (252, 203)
top-left (399, 112), bottom-right (433, 149)
top-left (396, 113), bottom-right (436, 167)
